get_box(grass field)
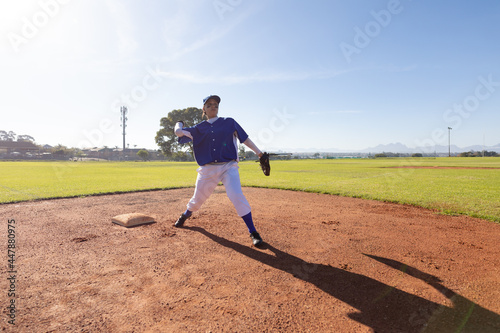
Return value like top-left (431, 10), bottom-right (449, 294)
top-left (1, 157), bottom-right (499, 223)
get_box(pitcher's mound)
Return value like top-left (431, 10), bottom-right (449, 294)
top-left (1, 187), bottom-right (499, 332)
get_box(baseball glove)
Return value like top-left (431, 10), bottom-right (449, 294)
top-left (259, 152), bottom-right (270, 176)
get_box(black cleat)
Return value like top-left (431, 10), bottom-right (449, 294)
top-left (174, 213), bottom-right (190, 228)
top-left (250, 231), bottom-right (263, 247)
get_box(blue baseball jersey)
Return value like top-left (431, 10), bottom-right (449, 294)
top-left (178, 117), bottom-right (249, 166)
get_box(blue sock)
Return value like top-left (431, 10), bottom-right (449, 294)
top-left (183, 209), bottom-right (192, 217)
top-left (241, 212), bottom-right (257, 234)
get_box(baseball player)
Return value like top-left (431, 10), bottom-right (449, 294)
top-left (173, 95), bottom-right (269, 247)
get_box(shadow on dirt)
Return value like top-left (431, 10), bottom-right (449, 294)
top-left (186, 226), bottom-right (500, 332)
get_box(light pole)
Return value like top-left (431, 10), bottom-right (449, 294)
top-left (120, 106), bottom-right (128, 152)
top-left (448, 127), bottom-right (452, 157)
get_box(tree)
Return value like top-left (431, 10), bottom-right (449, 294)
top-left (17, 135), bottom-right (35, 142)
top-left (171, 151), bottom-right (193, 161)
top-left (51, 144), bottom-right (77, 157)
top-left (155, 107), bottom-right (203, 157)
top-left (7, 131), bottom-right (16, 141)
top-left (0, 130), bottom-right (16, 141)
top-left (137, 149), bottom-right (149, 161)
top-left (460, 150), bottom-right (498, 157)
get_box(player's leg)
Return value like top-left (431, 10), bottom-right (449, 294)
top-left (175, 165), bottom-right (219, 227)
top-left (222, 162), bottom-right (263, 246)
top-left (221, 162), bottom-right (251, 217)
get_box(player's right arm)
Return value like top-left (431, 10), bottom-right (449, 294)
top-left (174, 121), bottom-right (193, 139)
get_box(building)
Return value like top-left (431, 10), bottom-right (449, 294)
top-left (0, 140), bottom-right (39, 156)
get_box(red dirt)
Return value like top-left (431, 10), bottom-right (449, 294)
top-left (1, 187), bottom-right (499, 332)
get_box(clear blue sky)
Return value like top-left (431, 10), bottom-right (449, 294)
top-left (1, 0), bottom-right (499, 151)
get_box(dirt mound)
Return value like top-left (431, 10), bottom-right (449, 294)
top-left (1, 187), bottom-right (499, 332)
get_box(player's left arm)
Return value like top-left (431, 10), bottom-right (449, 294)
top-left (244, 138), bottom-right (270, 176)
top-left (233, 119), bottom-right (269, 175)
top-left (231, 118), bottom-right (263, 158)
top-left (242, 138), bottom-right (263, 158)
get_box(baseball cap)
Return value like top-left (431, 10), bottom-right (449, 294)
top-left (203, 95), bottom-right (221, 105)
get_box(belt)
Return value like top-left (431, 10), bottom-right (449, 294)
top-left (206, 160), bottom-right (235, 165)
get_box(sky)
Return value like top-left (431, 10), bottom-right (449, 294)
top-left (1, 0), bottom-right (499, 152)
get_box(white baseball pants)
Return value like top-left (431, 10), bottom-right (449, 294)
top-left (186, 161), bottom-right (251, 217)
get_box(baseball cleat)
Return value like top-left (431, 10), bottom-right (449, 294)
top-left (250, 231), bottom-right (263, 247)
top-left (174, 213), bottom-right (189, 228)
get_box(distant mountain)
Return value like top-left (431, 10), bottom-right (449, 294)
top-left (360, 142), bottom-right (500, 154)
top-left (359, 142), bottom-right (413, 153)
top-left (279, 142), bottom-right (500, 154)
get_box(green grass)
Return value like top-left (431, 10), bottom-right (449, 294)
top-left (0, 161), bottom-right (197, 202)
top-left (1, 157), bottom-right (499, 223)
top-left (239, 157), bottom-right (500, 223)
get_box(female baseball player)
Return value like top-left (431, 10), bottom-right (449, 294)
top-left (173, 95), bottom-right (265, 246)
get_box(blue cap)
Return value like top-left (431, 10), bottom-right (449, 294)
top-left (203, 95), bottom-right (221, 105)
